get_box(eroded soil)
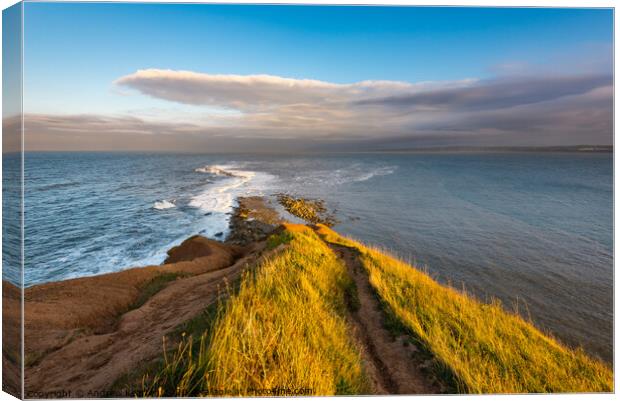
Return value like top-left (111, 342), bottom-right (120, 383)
top-left (327, 242), bottom-right (444, 395)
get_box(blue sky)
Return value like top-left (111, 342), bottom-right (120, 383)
top-left (3, 3), bottom-right (21, 117)
top-left (13, 3), bottom-right (615, 151)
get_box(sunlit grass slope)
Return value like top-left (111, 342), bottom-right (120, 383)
top-left (315, 224), bottom-right (613, 393)
top-left (144, 224), bottom-right (369, 396)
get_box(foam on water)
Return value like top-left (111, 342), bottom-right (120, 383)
top-left (188, 164), bottom-right (275, 236)
top-left (289, 164), bottom-right (397, 187)
top-left (153, 199), bottom-right (176, 210)
top-left (190, 165), bottom-right (256, 212)
top-left (353, 165), bottom-right (396, 182)
top-left (195, 164), bottom-right (237, 176)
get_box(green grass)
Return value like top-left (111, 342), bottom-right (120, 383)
top-left (265, 230), bottom-right (294, 250)
top-left (315, 224), bottom-right (613, 393)
top-left (130, 272), bottom-right (185, 311)
top-left (142, 224), bottom-right (370, 397)
top-left (342, 277), bottom-right (361, 313)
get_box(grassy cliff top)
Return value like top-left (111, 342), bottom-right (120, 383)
top-left (315, 224), bottom-right (613, 393)
top-left (142, 224), bottom-right (612, 396)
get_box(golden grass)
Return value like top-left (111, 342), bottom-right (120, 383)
top-left (143, 225), bottom-right (369, 396)
top-left (315, 224), bottom-right (613, 393)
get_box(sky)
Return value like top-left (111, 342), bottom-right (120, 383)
top-left (4, 3), bottom-right (614, 151)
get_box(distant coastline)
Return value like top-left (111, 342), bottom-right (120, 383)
top-left (7, 145), bottom-right (613, 155)
top-left (369, 145), bottom-right (613, 154)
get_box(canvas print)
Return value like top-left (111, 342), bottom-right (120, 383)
top-left (1, 2), bottom-right (614, 398)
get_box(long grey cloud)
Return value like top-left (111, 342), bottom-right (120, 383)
top-left (115, 69), bottom-right (476, 110)
top-left (354, 74), bottom-right (612, 111)
top-left (19, 69), bottom-right (613, 151)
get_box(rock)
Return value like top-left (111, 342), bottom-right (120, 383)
top-left (164, 235), bottom-right (230, 263)
top-left (225, 196), bottom-right (282, 246)
top-left (215, 232), bottom-right (224, 237)
top-left (204, 212), bottom-right (212, 216)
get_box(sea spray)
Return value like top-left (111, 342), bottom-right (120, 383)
top-left (189, 164), bottom-right (275, 238)
top-left (153, 200), bottom-right (176, 210)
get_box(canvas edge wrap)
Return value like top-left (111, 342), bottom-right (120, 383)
top-left (3, 2), bottom-right (24, 399)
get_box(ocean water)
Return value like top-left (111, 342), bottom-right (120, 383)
top-left (11, 152), bottom-right (614, 361)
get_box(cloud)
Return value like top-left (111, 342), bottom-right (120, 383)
top-left (21, 69), bottom-right (613, 151)
top-left (20, 113), bottom-right (343, 152)
top-left (114, 68), bottom-right (474, 110)
top-left (402, 85), bottom-right (613, 147)
top-left (354, 74), bottom-right (611, 111)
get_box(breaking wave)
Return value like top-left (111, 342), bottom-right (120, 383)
top-left (190, 164), bottom-right (273, 215)
top-left (353, 166), bottom-right (397, 182)
top-left (194, 165), bottom-right (238, 177)
top-left (153, 199), bottom-right (176, 210)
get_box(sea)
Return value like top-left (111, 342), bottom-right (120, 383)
top-left (3, 151), bottom-right (613, 362)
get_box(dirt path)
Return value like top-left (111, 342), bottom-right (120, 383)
top-left (327, 243), bottom-right (441, 395)
top-left (24, 249), bottom-right (263, 396)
